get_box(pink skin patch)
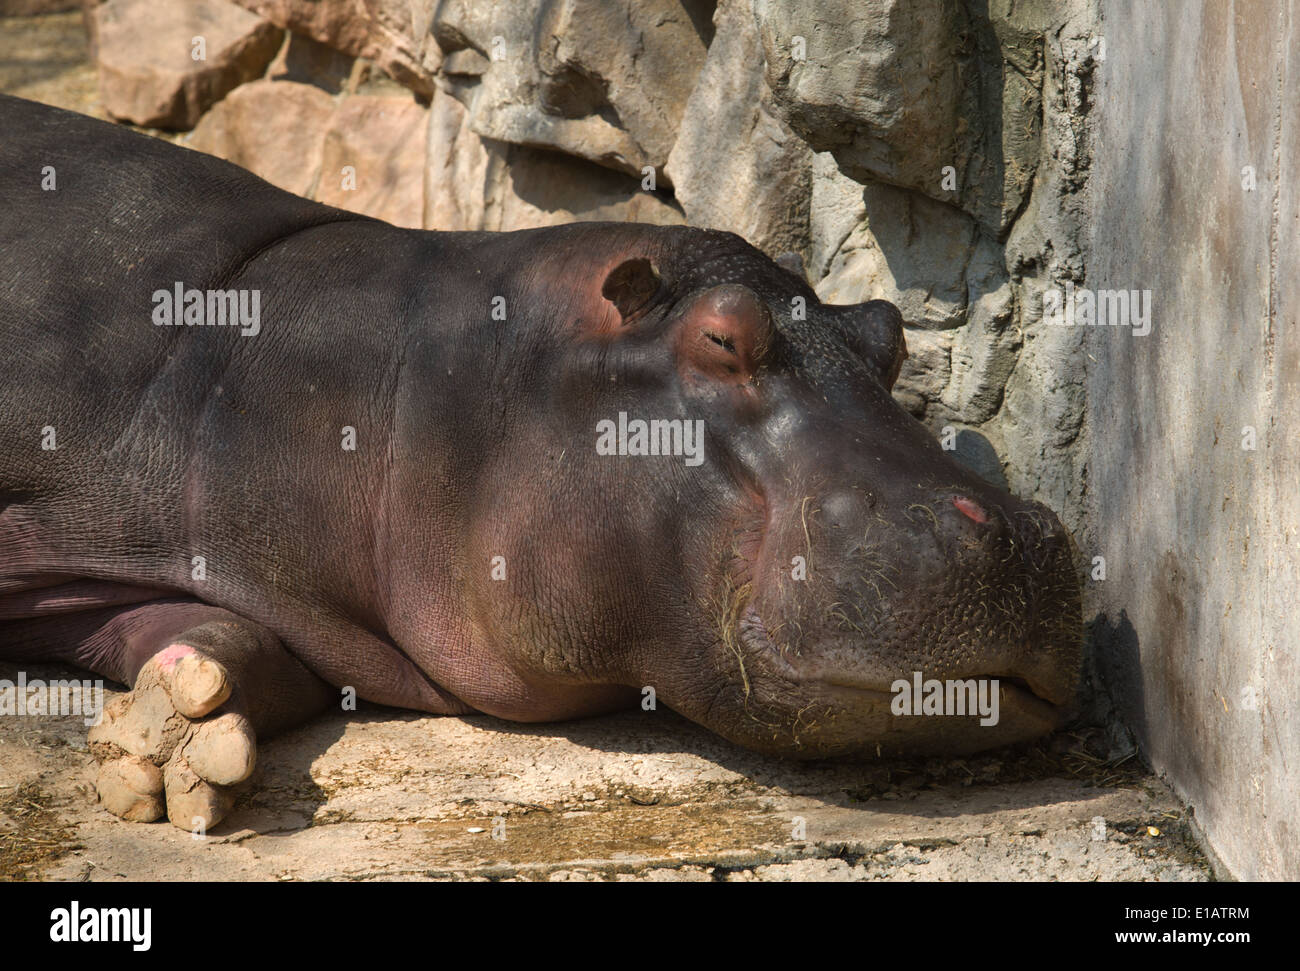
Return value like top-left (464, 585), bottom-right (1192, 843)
top-left (952, 496), bottom-right (990, 524)
top-left (155, 643), bottom-right (197, 671)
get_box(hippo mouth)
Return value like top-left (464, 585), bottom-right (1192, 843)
top-left (735, 608), bottom-right (1072, 724)
top-left (816, 674), bottom-right (1069, 729)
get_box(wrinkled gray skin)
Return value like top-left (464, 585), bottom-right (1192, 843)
top-left (0, 96), bottom-right (1080, 828)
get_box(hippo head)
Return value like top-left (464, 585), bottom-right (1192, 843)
top-left (473, 226), bottom-right (1081, 758)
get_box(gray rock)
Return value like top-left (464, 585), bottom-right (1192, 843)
top-left (808, 152), bottom-right (865, 281)
top-left (892, 328), bottom-right (954, 418)
top-left (665, 0), bottom-right (812, 259)
top-left (941, 238), bottom-right (1019, 422)
top-left (423, 87), bottom-right (684, 232)
top-left (816, 182), bottom-right (984, 332)
top-left (433, 0), bottom-right (711, 183)
top-left (753, 0), bottom-right (1046, 235)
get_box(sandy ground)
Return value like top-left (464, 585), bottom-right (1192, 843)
top-left (0, 14), bottom-right (1212, 882)
top-left (1, 662), bottom-right (1211, 882)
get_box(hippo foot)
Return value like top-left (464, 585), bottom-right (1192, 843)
top-left (88, 644), bottom-right (255, 831)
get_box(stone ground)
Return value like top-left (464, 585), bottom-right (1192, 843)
top-left (0, 14), bottom-right (1212, 883)
top-left (1, 662), bottom-right (1212, 882)
top-left (1, 12), bottom-right (101, 118)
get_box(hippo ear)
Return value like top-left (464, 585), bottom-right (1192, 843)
top-left (601, 258), bottom-right (662, 323)
top-left (675, 284), bottom-right (774, 386)
top-left (835, 300), bottom-right (908, 391)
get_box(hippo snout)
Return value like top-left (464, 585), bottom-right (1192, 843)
top-left (719, 475), bottom-right (1082, 758)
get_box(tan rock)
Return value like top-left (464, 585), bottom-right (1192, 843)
top-left (95, 0), bottom-right (283, 130)
top-left (316, 95), bottom-right (428, 228)
top-left (186, 79), bottom-right (335, 197)
top-left (266, 29), bottom-right (356, 94)
top-left (940, 247), bottom-right (1018, 423)
top-left (755, 0), bottom-right (969, 203)
top-left (235, 0), bottom-right (441, 95)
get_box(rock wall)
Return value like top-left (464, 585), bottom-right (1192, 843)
top-left (1086, 0), bottom-right (1300, 881)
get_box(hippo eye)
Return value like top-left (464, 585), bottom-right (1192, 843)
top-left (675, 284), bottom-right (772, 386)
top-left (704, 330), bottom-right (736, 353)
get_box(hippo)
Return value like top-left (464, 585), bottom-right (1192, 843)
top-left (0, 94), bottom-right (1081, 829)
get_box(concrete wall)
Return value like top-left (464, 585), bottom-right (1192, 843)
top-left (1087, 0), bottom-right (1299, 880)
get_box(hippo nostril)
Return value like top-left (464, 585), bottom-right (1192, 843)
top-left (952, 496), bottom-right (989, 525)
